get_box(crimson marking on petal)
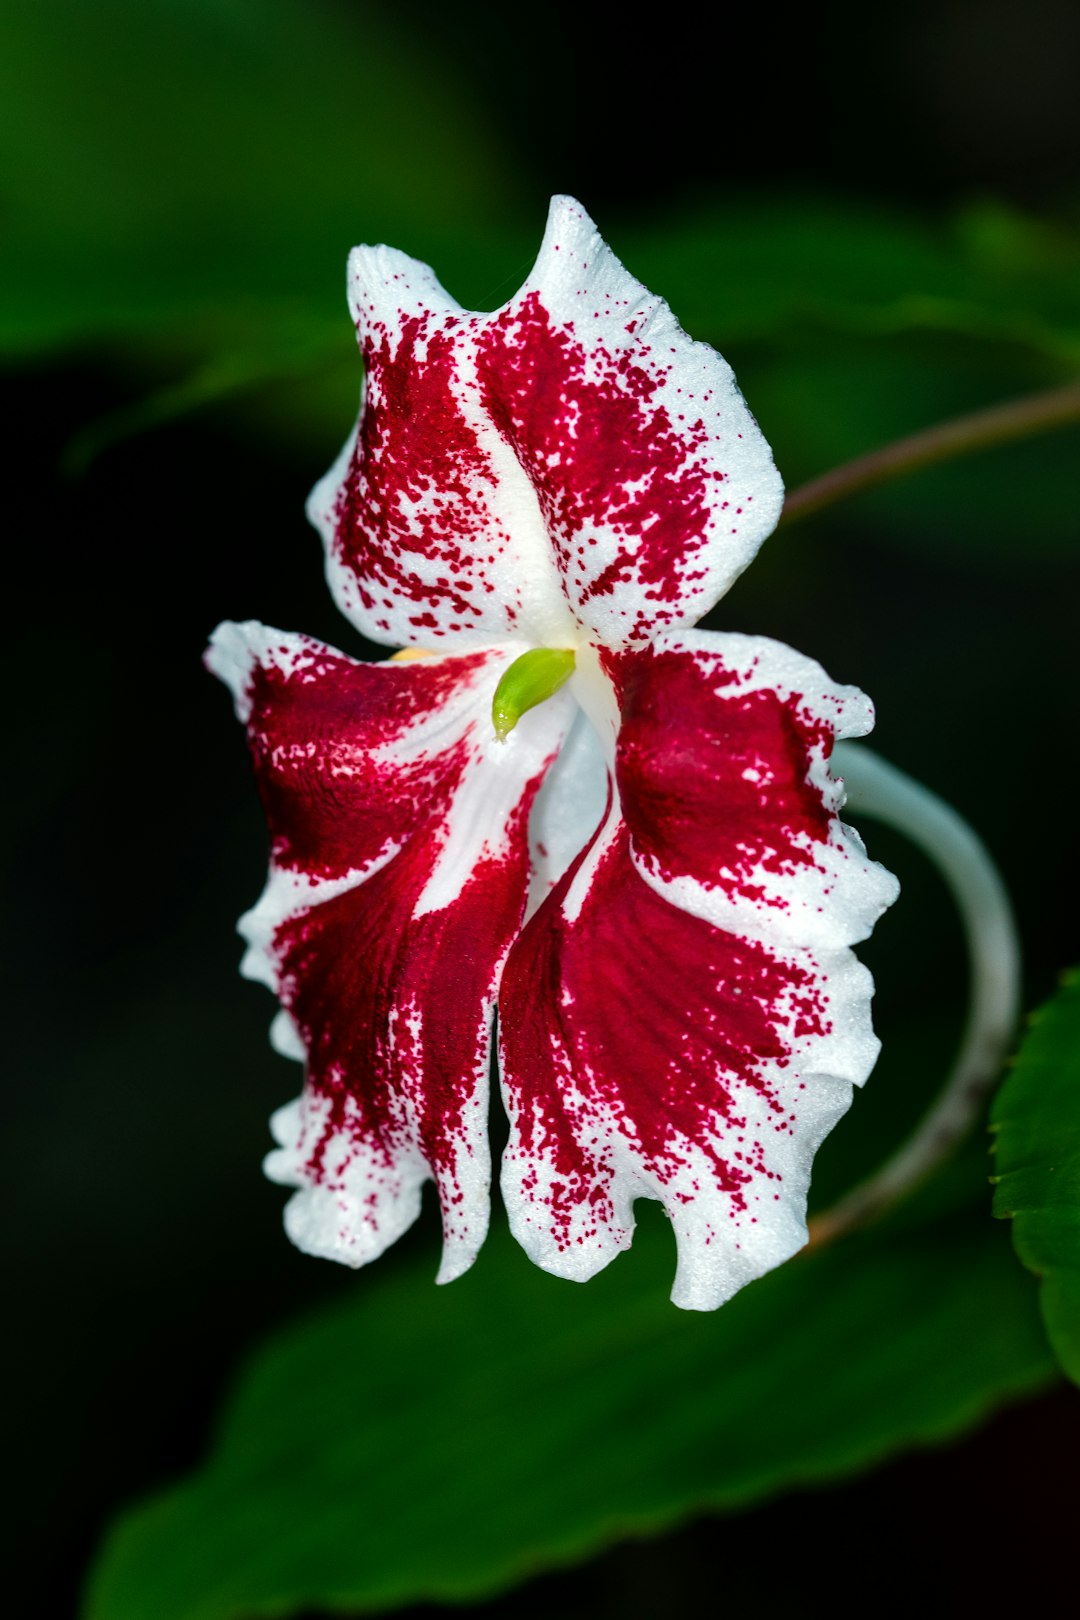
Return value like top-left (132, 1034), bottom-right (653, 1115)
top-left (215, 627), bottom-right (572, 1273)
top-left (332, 312), bottom-right (517, 641)
top-left (609, 644), bottom-right (833, 902)
top-left (476, 292), bottom-right (714, 634)
top-left (276, 797), bottom-right (533, 1211)
top-left (500, 819), bottom-right (828, 1258)
top-left (243, 643), bottom-right (495, 880)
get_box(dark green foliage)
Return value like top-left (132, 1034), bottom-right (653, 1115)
top-left (992, 970), bottom-right (1080, 1385)
top-left (85, 1211), bottom-right (1053, 1619)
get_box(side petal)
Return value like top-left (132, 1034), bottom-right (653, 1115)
top-left (207, 622), bottom-right (569, 1282)
top-left (498, 643), bottom-right (896, 1310)
top-left (474, 195), bottom-right (785, 647)
top-left (609, 630), bottom-right (900, 948)
top-left (307, 246), bottom-right (570, 650)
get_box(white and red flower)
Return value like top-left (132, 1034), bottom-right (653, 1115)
top-left (208, 196), bottom-right (898, 1310)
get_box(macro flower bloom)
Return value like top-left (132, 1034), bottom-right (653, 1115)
top-left (208, 196), bottom-right (898, 1310)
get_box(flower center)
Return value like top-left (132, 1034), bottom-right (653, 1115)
top-left (492, 648), bottom-right (576, 741)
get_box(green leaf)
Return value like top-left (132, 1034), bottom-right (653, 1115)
top-left (623, 197), bottom-right (1080, 364)
top-left (738, 332), bottom-right (1080, 561)
top-left (991, 968), bottom-right (1080, 1385)
top-left (0, 0), bottom-right (516, 356)
top-left (85, 1211), bottom-right (1054, 1620)
top-left (618, 202), bottom-right (1080, 564)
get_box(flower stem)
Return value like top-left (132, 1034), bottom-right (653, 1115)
top-left (780, 378), bottom-right (1080, 527)
top-left (807, 746), bottom-right (1021, 1247)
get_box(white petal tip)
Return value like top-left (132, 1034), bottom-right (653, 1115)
top-left (268, 1098), bottom-right (302, 1149)
top-left (204, 619), bottom-right (263, 718)
top-left (269, 1009), bottom-right (306, 1062)
top-left (504, 1209), bottom-right (635, 1286)
top-left (434, 1246), bottom-right (480, 1286)
top-left (280, 1184), bottom-right (424, 1271)
top-left (669, 1211), bottom-right (809, 1311)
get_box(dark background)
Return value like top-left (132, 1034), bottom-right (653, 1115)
top-left (5, 1), bottom-right (1079, 1613)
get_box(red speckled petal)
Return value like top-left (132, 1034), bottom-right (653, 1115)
top-left (474, 196), bottom-right (785, 647)
top-left (610, 631), bottom-right (900, 948)
top-left (207, 622), bottom-right (570, 1281)
top-left (307, 246), bottom-right (571, 650)
top-left (498, 645), bottom-right (895, 1309)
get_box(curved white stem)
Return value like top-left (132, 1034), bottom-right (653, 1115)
top-left (809, 745), bottom-right (1022, 1245)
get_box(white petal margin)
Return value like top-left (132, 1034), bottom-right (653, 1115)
top-left (480, 195), bottom-right (785, 647)
top-left (207, 620), bottom-right (569, 1284)
top-left (615, 629), bottom-right (901, 951)
top-left (265, 1093), bottom-right (451, 1277)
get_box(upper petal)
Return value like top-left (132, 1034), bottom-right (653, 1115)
top-left (207, 622), bottom-right (570, 1281)
top-left (309, 197), bottom-right (784, 653)
top-left (473, 196), bottom-right (785, 646)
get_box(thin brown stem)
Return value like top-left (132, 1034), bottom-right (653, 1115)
top-left (779, 378), bottom-right (1080, 528)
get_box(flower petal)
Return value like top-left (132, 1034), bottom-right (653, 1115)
top-left (609, 630), bottom-right (900, 947)
top-left (309, 197), bottom-right (784, 655)
top-left (307, 245), bottom-right (570, 650)
top-left (473, 196), bottom-right (785, 647)
top-left (525, 708), bottom-right (609, 915)
top-left (207, 622), bottom-right (569, 1281)
top-left (498, 640), bottom-right (896, 1309)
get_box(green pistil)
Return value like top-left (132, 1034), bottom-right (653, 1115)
top-left (492, 647), bottom-right (576, 741)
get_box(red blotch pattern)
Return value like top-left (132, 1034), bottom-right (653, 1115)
top-left (476, 291), bottom-right (723, 638)
top-left (244, 640), bottom-right (490, 878)
top-left (238, 640), bottom-right (548, 1242)
top-left (276, 799), bottom-right (533, 1220)
top-left (500, 817), bottom-right (830, 1253)
top-left (610, 643), bottom-right (833, 902)
top-left (333, 310), bottom-right (516, 641)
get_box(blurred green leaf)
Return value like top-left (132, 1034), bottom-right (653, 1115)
top-left (60, 326), bottom-right (341, 476)
top-left (625, 197), bottom-right (1080, 363)
top-left (0, 0), bottom-right (515, 355)
top-left (739, 332), bottom-right (1080, 560)
top-left (622, 201), bottom-right (1080, 562)
top-left (85, 1208), bottom-right (1053, 1620)
top-left (992, 968), bottom-right (1080, 1386)
top-left (6, 1), bottom-right (1078, 544)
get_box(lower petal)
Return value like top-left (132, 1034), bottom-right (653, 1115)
top-left (261, 838), bottom-right (523, 1283)
top-left (209, 622), bottom-right (569, 1280)
top-left (500, 792), bottom-right (887, 1310)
